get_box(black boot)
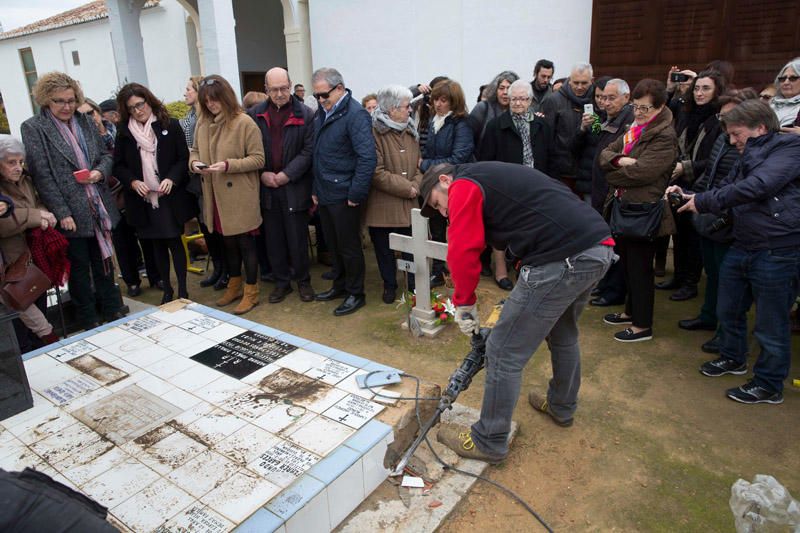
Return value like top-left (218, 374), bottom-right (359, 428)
top-left (200, 259), bottom-right (223, 288)
top-left (214, 271), bottom-right (230, 291)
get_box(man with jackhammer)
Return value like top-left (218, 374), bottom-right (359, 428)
top-left (419, 161), bottom-right (614, 462)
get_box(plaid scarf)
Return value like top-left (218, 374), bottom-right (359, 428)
top-left (511, 110), bottom-right (535, 168)
top-left (46, 109), bottom-right (115, 267)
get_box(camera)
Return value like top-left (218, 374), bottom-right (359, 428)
top-left (668, 191), bottom-right (686, 208)
top-left (670, 72), bottom-right (690, 83)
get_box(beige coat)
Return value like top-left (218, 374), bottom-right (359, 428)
top-left (0, 174), bottom-right (44, 264)
top-left (364, 122), bottom-right (422, 228)
top-left (189, 112), bottom-right (265, 236)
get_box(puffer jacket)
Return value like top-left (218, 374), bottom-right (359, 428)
top-left (694, 132), bottom-right (800, 251)
top-left (312, 89), bottom-right (376, 206)
top-left (691, 132), bottom-right (739, 243)
top-left (420, 114), bottom-right (474, 172)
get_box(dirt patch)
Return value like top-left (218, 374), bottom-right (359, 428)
top-left (67, 354), bottom-right (128, 385)
top-left (255, 367), bottom-right (334, 405)
top-left (166, 420), bottom-right (214, 448)
top-left (133, 424), bottom-right (174, 448)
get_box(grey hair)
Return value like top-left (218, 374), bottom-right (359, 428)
top-left (508, 79), bottom-right (533, 99)
top-left (312, 67), bottom-right (344, 89)
top-left (605, 78), bottom-right (630, 95)
top-left (776, 57), bottom-right (800, 85)
top-left (571, 62), bottom-right (594, 77)
top-left (377, 84), bottom-right (412, 112)
top-left (0, 135), bottom-right (25, 161)
top-left (486, 70), bottom-right (520, 102)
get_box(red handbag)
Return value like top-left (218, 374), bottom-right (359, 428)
top-left (0, 249), bottom-right (51, 311)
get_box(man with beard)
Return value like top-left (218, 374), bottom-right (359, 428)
top-left (530, 59), bottom-right (554, 112)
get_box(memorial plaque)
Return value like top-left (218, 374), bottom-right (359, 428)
top-left (248, 440), bottom-right (319, 487)
top-left (73, 385), bottom-right (183, 444)
top-left (48, 340), bottom-right (97, 362)
top-left (67, 354), bottom-right (128, 385)
top-left (41, 375), bottom-right (101, 405)
top-left (180, 316), bottom-right (223, 334)
top-left (323, 394), bottom-right (385, 429)
top-left (305, 359), bottom-right (357, 385)
top-left (191, 331), bottom-right (297, 379)
top-left (155, 505), bottom-right (232, 533)
top-left (120, 315), bottom-right (169, 336)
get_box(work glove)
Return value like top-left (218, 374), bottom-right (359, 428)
top-left (455, 304), bottom-right (480, 336)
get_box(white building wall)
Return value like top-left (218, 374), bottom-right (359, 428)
top-left (309, 0), bottom-right (593, 109)
top-left (0, 1), bottom-right (192, 137)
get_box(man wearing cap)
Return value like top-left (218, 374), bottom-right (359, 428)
top-left (421, 161), bottom-right (614, 462)
top-left (98, 100), bottom-right (120, 126)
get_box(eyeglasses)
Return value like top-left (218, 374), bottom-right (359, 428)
top-left (127, 101), bottom-right (147, 113)
top-left (313, 85), bottom-right (340, 100)
top-left (777, 76), bottom-right (800, 83)
top-left (51, 98), bottom-right (77, 107)
top-left (510, 97), bottom-right (531, 104)
top-left (597, 95), bottom-right (618, 102)
top-left (200, 78), bottom-right (218, 87)
top-left (694, 85), bottom-right (714, 92)
top-left (631, 104), bottom-right (655, 112)
top-left (266, 86), bottom-right (291, 95)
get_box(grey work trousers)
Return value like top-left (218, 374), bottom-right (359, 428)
top-left (471, 244), bottom-right (614, 457)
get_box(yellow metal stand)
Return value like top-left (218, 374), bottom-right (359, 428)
top-left (181, 233), bottom-right (206, 274)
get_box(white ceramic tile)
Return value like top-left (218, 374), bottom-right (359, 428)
top-left (0, 394), bottom-right (56, 430)
top-left (181, 408), bottom-right (249, 446)
top-left (119, 423), bottom-right (175, 456)
top-left (201, 323), bottom-right (246, 343)
top-left (114, 341), bottom-right (174, 369)
top-left (80, 457), bottom-right (161, 509)
top-left (0, 427), bottom-right (14, 446)
top-left (285, 487), bottom-right (330, 533)
top-left (372, 389), bottom-right (401, 405)
top-left (191, 375), bottom-right (250, 406)
top-left (29, 421), bottom-right (102, 465)
top-left (27, 363), bottom-right (81, 393)
top-left (200, 469), bottom-right (281, 523)
top-left (0, 446), bottom-right (45, 471)
top-left (171, 364), bottom-right (226, 392)
top-left (166, 449), bottom-right (240, 498)
top-left (136, 374), bottom-right (176, 397)
top-left (105, 370), bottom-right (149, 392)
top-left (327, 458), bottom-right (366, 528)
top-left (148, 325), bottom-right (208, 351)
top-left (172, 400), bottom-right (214, 426)
top-left (150, 308), bottom-right (204, 325)
top-left (12, 410), bottom-right (78, 445)
top-left (247, 440), bottom-right (320, 488)
top-left (336, 370), bottom-right (378, 400)
top-left (144, 352), bottom-right (197, 379)
top-left (84, 327), bottom-right (138, 348)
top-left (40, 375), bottom-right (102, 406)
top-left (158, 504), bottom-right (234, 533)
top-left (304, 358), bottom-right (358, 385)
top-left (63, 386), bottom-right (113, 411)
top-left (213, 423), bottom-right (281, 467)
top-left (274, 349), bottom-right (328, 374)
top-left (239, 363), bottom-right (282, 386)
top-left (111, 477), bottom-right (195, 532)
top-left (323, 394), bottom-right (385, 429)
top-left (47, 340), bottom-right (98, 362)
top-left (285, 416), bottom-right (354, 456)
top-left (0, 437), bottom-right (27, 461)
top-left (23, 354), bottom-right (63, 377)
top-left (89, 348), bottom-right (122, 364)
top-left (362, 438), bottom-right (391, 496)
top-left (172, 336), bottom-right (219, 357)
top-left (302, 387), bottom-right (349, 414)
top-left (138, 428), bottom-right (209, 474)
top-left (220, 387), bottom-right (277, 421)
top-left (251, 403), bottom-right (315, 435)
top-left (118, 314), bottom-right (172, 337)
top-left (56, 440), bottom-right (130, 487)
top-left (161, 388), bottom-right (203, 411)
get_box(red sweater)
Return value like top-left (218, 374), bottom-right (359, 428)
top-left (447, 180), bottom-right (484, 306)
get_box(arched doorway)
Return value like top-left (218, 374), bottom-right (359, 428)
top-left (234, 0), bottom-right (287, 94)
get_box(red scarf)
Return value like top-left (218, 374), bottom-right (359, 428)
top-left (622, 111), bottom-right (659, 155)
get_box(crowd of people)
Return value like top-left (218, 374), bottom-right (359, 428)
top-left (1, 55), bottom-right (799, 406)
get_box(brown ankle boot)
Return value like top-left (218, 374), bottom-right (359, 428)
top-left (234, 283), bottom-right (259, 315)
top-left (217, 276), bottom-right (243, 306)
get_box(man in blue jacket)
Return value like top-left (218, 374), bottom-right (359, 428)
top-left (311, 68), bottom-right (377, 316)
top-left (671, 100), bottom-right (800, 404)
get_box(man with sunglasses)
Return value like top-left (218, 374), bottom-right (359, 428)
top-left (311, 67), bottom-right (377, 316)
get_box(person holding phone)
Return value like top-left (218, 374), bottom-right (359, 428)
top-left (113, 83), bottom-right (195, 304)
top-left (21, 72), bottom-right (124, 331)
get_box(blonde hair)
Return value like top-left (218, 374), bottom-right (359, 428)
top-left (33, 71), bottom-right (84, 108)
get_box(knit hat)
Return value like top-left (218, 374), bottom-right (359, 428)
top-left (99, 99), bottom-right (118, 113)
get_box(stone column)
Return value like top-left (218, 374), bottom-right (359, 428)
top-left (106, 0), bottom-right (149, 86)
top-left (197, 0), bottom-right (242, 96)
top-left (283, 0), bottom-right (313, 89)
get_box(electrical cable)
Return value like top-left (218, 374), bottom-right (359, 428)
top-left (365, 371), bottom-right (554, 532)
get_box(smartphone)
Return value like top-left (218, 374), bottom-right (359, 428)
top-left (670, 72), bottom-right (690, 83)
top-left (73, 169), bottom-right (91, 183)
top-left (194, 162), bottom-right (209, 170)
top-left (583, 104), bottom-right (594, 115)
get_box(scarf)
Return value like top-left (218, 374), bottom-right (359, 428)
top-left (559, 81), bottom-right (593, 108)
top-left (770, 94), bottom-right (800, 126)
top-left (127, 115), bottom-right (160, 208)
top-left (622, 111), bottom-right (660, 155)
top-left (27, 227), bottom-right (70, 286)
top-left (374, 110), bottom-right (419, 140)
top-left (432, 111), bottom-right (452, 134)
top-left (46, 109), bottom-right (114, 265)
top-left (99, 120), bottom-right (116, 153)
top-left (510, 110), bottom-right (535, 168)
top-left (180, 107), bottom-right (197, 149)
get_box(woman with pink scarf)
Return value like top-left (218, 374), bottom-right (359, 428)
top-left (113, 83), bottom-right (195, 303)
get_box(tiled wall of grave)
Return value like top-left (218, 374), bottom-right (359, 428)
top-left (1, 303), bottom-right (397, 532)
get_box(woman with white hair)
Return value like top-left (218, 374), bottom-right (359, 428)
top-left (364, 85), bottom-right (422, 304)
top-left (0, 135), bottom-right (59, 347)
top-left (771, 57), bottom-right (800, 131)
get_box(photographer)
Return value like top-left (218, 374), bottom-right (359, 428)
top-left (670, 99), bottom-right (800, 404)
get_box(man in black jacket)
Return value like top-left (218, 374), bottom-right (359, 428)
top-left (672, 100), bottom-right (800, 404)
top-left (249, 67), bottom-right (315, 303)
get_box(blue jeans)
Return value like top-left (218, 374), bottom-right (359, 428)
top-left (717, 246), bottom-right (800, 393)
top-left (471, 244), bottom-right (614, 457)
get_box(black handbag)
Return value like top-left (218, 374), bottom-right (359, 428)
top-left (608, 197), bottom-right (664, 241)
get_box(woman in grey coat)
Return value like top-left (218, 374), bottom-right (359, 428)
top-left (21, 72), bottom-right (123, 330)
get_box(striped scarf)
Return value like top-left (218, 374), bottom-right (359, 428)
top-left (46, 110), bottom-right (115, 266)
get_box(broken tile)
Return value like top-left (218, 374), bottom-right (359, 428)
top-left (200, 469), bottom-right (281, 523)
top-left (166, 449), bottom-right (240, 498)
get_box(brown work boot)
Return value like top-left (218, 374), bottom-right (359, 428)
top-left (234, 283), bottom-right (259, 315)
top-left (528, 391), bottom-right (573, 427)
top-left (216, 276), bottom-right (243, 306)
top-left (436, 423), bottom-right (505, 463)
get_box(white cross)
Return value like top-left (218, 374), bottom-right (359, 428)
top-left (389, 208), bottom-right (448, 318)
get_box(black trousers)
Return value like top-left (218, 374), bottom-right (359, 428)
top-left (369, 226), bottom-right (413, 291)
top-left (264, 189), bottom-right (310, 287)
top-left (148, 237), bottom-right (187, 297)
top-left (67, 237), bottom-right (121, 327)
top-left (319, 202), bottom-right (364, 295)
top-left (672, 210), bottom-right (703, 286)
top-left (595, 247), bottom-right (627, 302)
top-left (199, 221), bottom-right (225, 263)
top-left (112, 217), bottom-right (159, 287)
top-left (617, 236), bottom-right (656, 329)
top-left (223, 233), bottom-right (259, 285)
